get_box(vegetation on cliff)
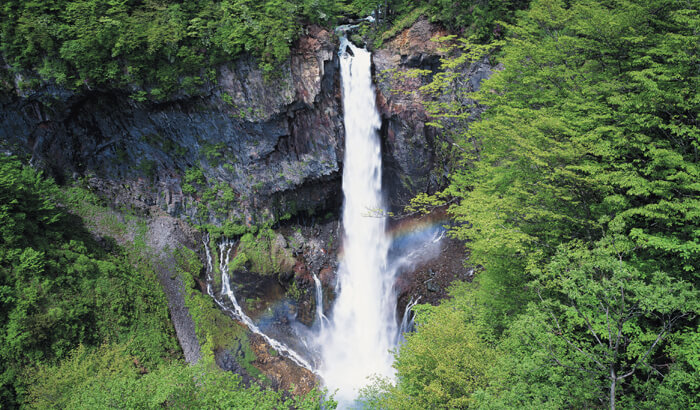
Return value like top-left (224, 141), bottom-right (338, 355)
top-left (0, 0), bottom-right (341, 95)
top-left (368, 0), bottom-right (699, 407)
top-left (0, 0), bottom-right (528, 97)
top-left (0, 154), bottom-right (178, 406)
top-left (0, 155), bottom-right (333, 408)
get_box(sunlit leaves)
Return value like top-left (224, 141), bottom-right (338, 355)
top-left (385, 0), bottom-right (698, 407)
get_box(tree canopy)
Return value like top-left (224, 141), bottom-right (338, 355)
top-left (371, 0), bottom-right (699, 407)
top-left (0, 0), bottom-right (340, 95)
top-left (0, 0), bottom-right (530, 97)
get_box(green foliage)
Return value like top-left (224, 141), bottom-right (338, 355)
top-left (236, 227), bottom-right (294, 275)
top-left (0, 155), bottom-right (179, 406)
top-left (0, 159), bottom-right (319, 408)
top-left (0, 0), bottom-right (528, 94)
top-left (24, 342), bottom-right (335, 409)
top-left (0, 0), bottom-right (341, 95)
top-left (181, 166), bottom-right (247, 225)
top-left (23, 343), bottom-right (140, 409)
top-left (286, 280), bottom-right (305, 302)
top-left (424, 0), bottom-right (529, 42)
top-left (361, 0), bottom-right (530, 47)
top-left (447, 0), bottom-right (699, 332)
top-left (361, 284), bottom-right (498, 408)
top-left (384, 0), bottom-right (699, 407)
top-left (394, 303), bottom-right (496, 408)
top-left (201, 142), bottom-right (227, 165)
top-left (478, 240), bottom-right (698, 408)
top-left (374, 6), bottom-right (429, 48)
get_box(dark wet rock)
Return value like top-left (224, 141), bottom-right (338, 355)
top-left (277, 219), bottom-right (339, 327)
top-left (426, 280), bottom-right (440, 292)
top-left (393, 209), bottom-right (473, 316)
top-left (249, 333), bottom-right (317, 395)
top-left (0, 26), bottom-right (343, 223)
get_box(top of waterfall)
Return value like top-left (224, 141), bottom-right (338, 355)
top-left (334, 15), bottom-right (374, 35)
top-left (338, 36), bottom-right (352, 58)
top-left (336, 15), bottom-right (374, 57)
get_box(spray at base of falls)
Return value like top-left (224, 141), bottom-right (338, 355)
top-left (203, 235), bottom-right (314, 371)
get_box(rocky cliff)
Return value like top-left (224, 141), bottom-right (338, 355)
top-left (0, 26), bottom-right (343, 225)
top-left (0, 17), bottom-right (496, 393)
top-left (0, 19), bottom-right (496, 221)
top-left (373, 17), bottom-right (497, 209)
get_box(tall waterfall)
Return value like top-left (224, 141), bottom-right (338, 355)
top-left (317, 39), bottom-right (397, 405)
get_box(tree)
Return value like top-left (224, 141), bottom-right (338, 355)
top-left (530, 240), bottom-right (697, 409)
top-left (392, 0), bottom-right (699, 407)
top-left (0, 155), bottom-right (179, 405)
top-left (25, 342), bottom-right (336, 409)
top-left (360, 284), bottom-right (498, 409)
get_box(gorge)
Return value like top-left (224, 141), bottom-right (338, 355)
top-left (0, 15), bottom-right (491, 405)
top-left (2, 1), bottom-right (696, 408)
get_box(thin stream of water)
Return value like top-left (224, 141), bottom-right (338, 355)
top-left (312, 273), bottom-right (328, 332)
top-left (203, 235), bottom-right (314, 371)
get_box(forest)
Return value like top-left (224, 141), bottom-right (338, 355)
top-left (1, 0), bottom-right (698, 408)
top-left (0, 0), bottom-right (522, 97)
top-left (366, 0), bottom-right (699, 408)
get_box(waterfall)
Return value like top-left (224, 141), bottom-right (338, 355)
top-left (202, 236), bottom-right (314, 371)
top-left (397, 296), bottom-right (420, 344)
top-left (312, 273), bottom-right (328, 332)
top-left (317, 38), bottom-right (397, 405)
top-left (198, 32), bottom-right (441, 407)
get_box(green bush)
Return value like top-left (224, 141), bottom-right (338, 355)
top-left (0, 155), bottom-right (179, 406)
top-left (0, 0), bottom-right (342, 96)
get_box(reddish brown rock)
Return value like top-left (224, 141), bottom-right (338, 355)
top-left (372, 17), bottom-right (496, 210)
top-left (249, 333), bottom-right (317, 395)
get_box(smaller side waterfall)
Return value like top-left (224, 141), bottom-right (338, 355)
top-left (312, 273), bottom-right (328, 332)
top-left (203, 236), bottom-right (314, 371)
top-left (397, 296), bottom-right (420, 343)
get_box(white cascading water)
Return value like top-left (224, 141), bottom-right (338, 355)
top-left (312, 273), bottom-right (328, 332)
top-left (316, 38), bottom-right (397, 405)
top-left (203, 236), bottom-right (314, 371)
top-left (397, 296), bottom-right (420, 343)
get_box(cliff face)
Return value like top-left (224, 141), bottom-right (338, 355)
top-left (0, 18), bottom-right (497, 391)
top-left (0, 26), bottom-right (343, 224)
top-left (373, 18), bottom-right (496, 209)
top-left (0, 20), bottom-right (496, 220)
